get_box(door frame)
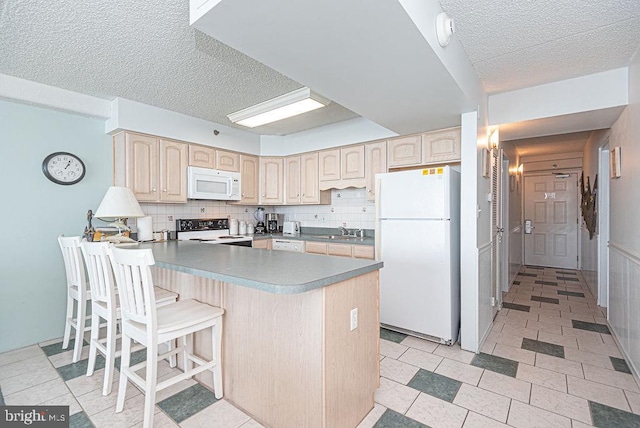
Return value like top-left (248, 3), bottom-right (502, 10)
top-left (501, 155), bottom-right (510, 293)
top-left (598, 142), bottom-right (610, 309)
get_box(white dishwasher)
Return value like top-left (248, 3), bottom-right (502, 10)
top-left (272, 239), bottom-right (305, 253)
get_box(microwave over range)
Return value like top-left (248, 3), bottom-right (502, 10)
top-left (187, 166), bottom-right (241, 201)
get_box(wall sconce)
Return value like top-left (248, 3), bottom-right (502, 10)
top-left (489, 129), bottom-right (500, 150)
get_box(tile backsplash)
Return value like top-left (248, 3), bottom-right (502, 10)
top-left (129, 187), bottom-right (375, 233)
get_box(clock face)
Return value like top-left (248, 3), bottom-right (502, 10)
top-left (42, 152), bottom-right (86, 185)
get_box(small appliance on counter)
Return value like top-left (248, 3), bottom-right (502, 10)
top-left (229, 218), bottom-right (239, 235)
top-left (282, 221), bottom-right (301, 236)
top-left (176, 218), bottom-right (252, 246)
top-left (254, 207), bottom-right (265, 234)
top-left (266, 213), bottom-right (284, 233)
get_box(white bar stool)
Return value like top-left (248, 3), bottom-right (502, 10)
top-left (108, 246), bottom-right (224, 428)
top-left (80, 241), bottom-right (178, 396)
top-left (58, 235), bottom-right (92, 363)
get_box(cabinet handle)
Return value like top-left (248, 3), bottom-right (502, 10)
top-left (152, 188), bottom-right (157, 192)
top-left (163, 189), bottom-right (167, 192)
top-left (297, 194), bottom-right (300, 197)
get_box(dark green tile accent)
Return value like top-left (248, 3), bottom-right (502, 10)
top-left (522, 338), bottom-right (565, 358)
top-left (610, 357), bottom-right (632, 374)
top-left (503, 302), bottom-right (531, 312)
top-left (558, 276), bottom-right (580, 282)
top-left (115, 348), bottom-right (148, 368)
top-left (157, 383), bottom-right (218, 423)
top-left (69, 411), bottom-right (94, 428)
top-left (534, 280), bottom-right (558, 286)
top-left (380, 328), bottom-right (407, 344)
top-left (556, 270), bottom-right (578, 275)
top-left (471, 352), bottom-right (519, 378)
top-left (519, 272), bottom-right (537, 277)
top-left (41, 339), bottom-right (89, 357)
top-left (558, 290), bottom-right (585, 297)
top-left (531, 295), bottom-right (560, 304)
top-left (590, 401), bottom-right (640, 427)
top-left (57, 355), bottom-right (106, 381)
top-left (373, 409), bottom-right (429, 428)
top-left (572, 320), bottom-right (611, 335)
top-left (513, 280), bottom-right (521, 285)
top-left (407, 369), bottom-right (462, 402)
top-left (0, 386), bottom-right (5, 406)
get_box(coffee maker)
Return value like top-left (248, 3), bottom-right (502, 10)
top-left (266, 213), bottom-right (283, 233)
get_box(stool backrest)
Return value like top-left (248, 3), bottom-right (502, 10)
top-left (80, 241), bottom-right (116, 306)
top-left (108, 246), bottom-right (157, 328)
top-left (58, 235), bottom-right (88, 297)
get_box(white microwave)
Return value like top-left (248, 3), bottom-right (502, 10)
top-left (187, 166), bottom-right (241, 201)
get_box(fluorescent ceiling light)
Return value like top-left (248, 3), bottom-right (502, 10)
top-left (227, 87), bottom-right (330, 128)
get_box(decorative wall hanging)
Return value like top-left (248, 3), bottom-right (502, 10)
top-left (610, 146), bottom-right (621, 178)
top-left (580, 172), bottom-right (598, 239)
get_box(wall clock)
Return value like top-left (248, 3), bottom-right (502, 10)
top-left (42, 152), bottom-right (86, 185)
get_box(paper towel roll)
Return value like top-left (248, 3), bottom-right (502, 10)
top-left (137, 216), bottom-right (153, 242)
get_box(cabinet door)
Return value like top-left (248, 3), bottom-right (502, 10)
top-left (319, 149), bottom-right (341, 181)
top-left (305, 241), bottom-right (327, 255)
top-left (352, 245), bottom-right (375, 259)
top-left (285, 155), bottom-right (301, 205)
top-left (301, 153), bottom-right (323, 204)
top-left (125, 133), bottom-right (158, 202)
top-left (341, 145), bottom-right (365, 180)
top-left (327, 243), bottom-right (353, 257)
top-left (422, 127), bottom-right (461, 164)
top-left (188, 144), bottom-right (216, 168)
top-left (238, 155), bottom-right (259, 205)
top-left (253, 239), bottom-right (272, 250)
top-left (259, 157), bottom-right (284, 204)
top-left (159, 139), bottom-right (188, 203)
top-left (216, 149), bottom-right (240, 172)
top-left (365, 141), bottom-right (387, 202)
top-left (387, 135), bottom-right (422, 168)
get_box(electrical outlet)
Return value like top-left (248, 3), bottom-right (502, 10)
top-left (200, 207), bottom-right (205, 213)
top-left (168, 215), bottom-right (173, 221)
top-left (350, 308), bottom-right (358, 331)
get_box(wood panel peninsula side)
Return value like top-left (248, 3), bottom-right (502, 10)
top-left (143, 241), bottom-right (382, 428)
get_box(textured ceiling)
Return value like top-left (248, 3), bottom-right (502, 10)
top-left (0, 0), bottom-right (357, 135)
top-left (439, 0), bottom-right (640, 94)
top-left (1, 0), bottom-right (639, 141)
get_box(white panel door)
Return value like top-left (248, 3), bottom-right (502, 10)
top-left (524, 174), bottom-right (579, 269)
top-left (378, 219), bottom-right (454, 341)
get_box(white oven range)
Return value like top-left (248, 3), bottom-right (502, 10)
top-left (176, 218), bottom-right (253, 247)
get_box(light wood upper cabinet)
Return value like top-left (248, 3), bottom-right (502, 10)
top-left (387, 135), bottom-right (422, 168)
top-left (422, 127), bottom-right (461, 164)
top-left (188, 144), bottom-right (216, 168)
top-left (319, 145), bottom-right (366, 190)
top-left (230, 154), bottom-right (259, 205)
top-left (259, 157), bottom-right (284, 205)
top-left (285, 155), bottom-right (301, 205)
top-left (216, 149), bottom-right (240, 172)
top-left (365, 141), bottom-right (387, 202)
top-left (113, 132), bottom-right (187, 203)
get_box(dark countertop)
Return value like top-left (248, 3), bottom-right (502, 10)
top-left (139, 240), bottom-right (382, 294)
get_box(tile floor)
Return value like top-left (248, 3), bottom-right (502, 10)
top-left (1, 266), bottom-right (639, 427)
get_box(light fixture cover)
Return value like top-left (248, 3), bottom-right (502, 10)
top-left (94, 186), bottom-right (145, 219)
top-left (436, 12), bottom-right (456, 47)
top-left (227, 87), bottom-right (330, 128)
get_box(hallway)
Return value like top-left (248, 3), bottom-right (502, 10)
top-left (365, 266), bottom-right (640, 427)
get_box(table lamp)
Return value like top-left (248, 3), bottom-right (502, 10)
top-left (94, 186), bottom-right (145, 244)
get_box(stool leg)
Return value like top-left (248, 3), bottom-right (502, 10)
top-left (183, 334), bottom-right (193, 376)
top-left (86, 312), bottom-right (100, 377)
top-left (102, 313), bottom-right (117, 396)
top-left (143, 337), bottom-right (158, 428)
top-left (168, 339), bottom-right (177, 368)
top-left (116, 335), bottom-right (132, 413)
top-left (72, 298), bottom-right (86, 362)
top-left (62, 294), bottom-right (74, 350)
top-left (212, 319), bottom-right (223, 399)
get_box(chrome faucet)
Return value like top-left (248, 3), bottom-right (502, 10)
top-left (338, 226), bottom-right (349, 236)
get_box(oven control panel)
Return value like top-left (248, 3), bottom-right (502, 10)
top-left (176, 218), bottom-right (229, 232)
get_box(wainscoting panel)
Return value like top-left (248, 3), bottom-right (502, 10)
top-left (580, 226), bottom-right (598, 298)
top-left (478, 242), bottom-right (493, 348)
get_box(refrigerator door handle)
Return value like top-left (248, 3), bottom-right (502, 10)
top-left (375, 176), bottom-right (382, 260)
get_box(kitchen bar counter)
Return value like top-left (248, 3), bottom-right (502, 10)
top-left (145, 240), bottom-right (381, 428)
top-left (141, 240), bottom-right (381, 294)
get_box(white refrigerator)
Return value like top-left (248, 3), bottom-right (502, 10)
top-left (375, 166), bottom-right (461, 344)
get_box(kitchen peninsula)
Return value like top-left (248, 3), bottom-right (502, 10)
top-left (143, 240), bottom-right (382, 428)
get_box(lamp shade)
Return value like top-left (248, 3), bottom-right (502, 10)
top-left (94, 186), bottom-right (145, 219)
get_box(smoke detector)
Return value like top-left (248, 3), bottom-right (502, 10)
top-left (436, 12), bottom-right (456, 47)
